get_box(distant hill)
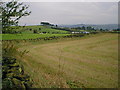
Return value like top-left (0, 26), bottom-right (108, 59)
top-left (59, 24), bottom-right (118, 30)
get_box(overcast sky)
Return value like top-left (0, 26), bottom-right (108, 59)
top-left (19, 2), bottom-right (118, 25)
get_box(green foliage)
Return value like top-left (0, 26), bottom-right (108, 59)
top-left (41, 22), bottom-right (50, 25)
top-left (2, 78), bottom-right (14, 88)
top-left (2, 57), bottom-right (33, 89)
top-left (33, 30), bottom-right (38, 34)
top-left (1, 0), bottom-right (31, 33)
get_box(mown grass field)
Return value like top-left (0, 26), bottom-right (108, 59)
top-left (17, 33), bottom-right (118, 88)
top-left (1, 34), bottom-right (70, 40)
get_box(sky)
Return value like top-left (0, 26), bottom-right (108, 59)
top-left (19, 2), bottom-right (118, 25)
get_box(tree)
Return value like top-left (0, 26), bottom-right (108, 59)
top-left (41, 22), bottom-right (50, 26)
top-left (1, 0), bottom-right (31, 33)
top-left (33, 30), bottom-right (38, 34)
top-left (100, 28), bottom-right (103, 31)
top-left (86, 26), bottom-right (92, 30)
top-left (39, 28), bottom-right (41, 30)
top-left (81, 26), bottom-right (85, 30)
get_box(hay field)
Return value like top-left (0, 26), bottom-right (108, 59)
top-left (19, 33), bottom-right (118, 88)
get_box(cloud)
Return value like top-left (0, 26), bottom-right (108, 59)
top-left (19, 2), bottom-right (118, 25)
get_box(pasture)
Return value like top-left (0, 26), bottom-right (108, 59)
top-left (9, 25), bottom-right (69, 34)
top-left (1, 34), bottom-right (70, 40)
top-left (17, 33), bottom-right (118, 88)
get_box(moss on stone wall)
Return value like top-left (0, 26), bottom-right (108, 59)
top-left (2, 57), bottom-right (32, 89)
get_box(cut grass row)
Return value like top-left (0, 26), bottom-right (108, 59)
top-left (18, 33), bottom-right (118, 88)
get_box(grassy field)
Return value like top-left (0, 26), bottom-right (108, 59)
top-left (10, 25), bottom-right (69, 34)
top-left (1, 34), bottom-right (70, 40)
top-left (16, 33), bottom-right (118, 88)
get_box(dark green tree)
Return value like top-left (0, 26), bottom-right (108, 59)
top-left (33, 30), bottom-right (38, 34)
top-left (86, 26), bottom-right (92, 30)
top-left (81, 26), bottom-right (85, 30)
top-left (100, 28), bottom-right (103, 31)
top-left (41, 22), bottom-right (50, 26)
top-left (1, 0), bottom-right (31, 33)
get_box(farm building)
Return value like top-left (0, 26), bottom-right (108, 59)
top-left (72, 31), bottom-right (90, 34)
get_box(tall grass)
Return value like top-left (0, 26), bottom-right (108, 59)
top-left (2, 41), bottom-right (29, 58)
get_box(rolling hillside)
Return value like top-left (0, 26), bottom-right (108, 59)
top-left (59, 24), bottom-right (118, 30)
top-left (11, 25), bottom-right (69, 34)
